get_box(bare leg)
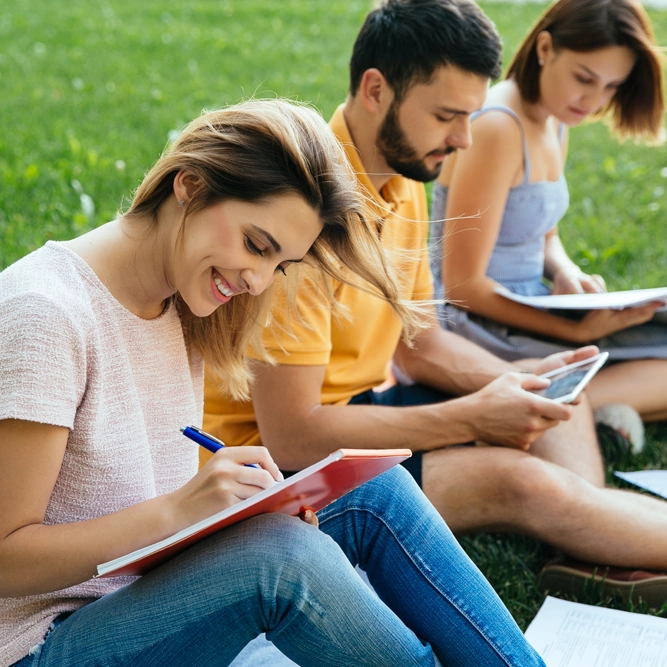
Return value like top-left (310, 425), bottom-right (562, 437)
top-left (527, 393), bottom-right (604, 487)
top-left (422, 445), bottom-right (667, 570)
top-left (588, 359), bottom-right (667, 421)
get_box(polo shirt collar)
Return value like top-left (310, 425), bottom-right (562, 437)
top-left (329, 104), bottom-right (412, 217)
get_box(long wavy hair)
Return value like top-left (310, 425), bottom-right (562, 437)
top-left (124, 100), bottom-right (425, 399)
top-left (507, 0), bottom-right (664, 143)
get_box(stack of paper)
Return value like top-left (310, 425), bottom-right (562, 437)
top-left (526, 596), bottom-right (667, 666)
top-left (614, 470), bottom-right (667, 500)
top-left (495, 286), bottom-right (667, 311)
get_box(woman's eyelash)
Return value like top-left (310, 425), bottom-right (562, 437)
top-left (245, 237), bottom-right (264, 256)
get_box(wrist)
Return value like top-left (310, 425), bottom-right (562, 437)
top-left (449, 393), bottom-right (482, 443)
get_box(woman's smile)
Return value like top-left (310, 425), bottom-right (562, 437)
top-left (211, 268), bottom-right (239, 304)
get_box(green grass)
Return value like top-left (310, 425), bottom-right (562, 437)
top-left (2, 0), bottom-right (667, 630)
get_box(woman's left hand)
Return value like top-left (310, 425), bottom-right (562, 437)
top-left (298, 509), bottom-right (320, 528)
top-left (551, 269), bottom-right (606, 295)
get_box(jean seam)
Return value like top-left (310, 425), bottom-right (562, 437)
top-left (319, 503), bottom-right (516, 667)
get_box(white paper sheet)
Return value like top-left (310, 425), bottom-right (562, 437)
top-left (525, 596), bottom-right (667, 667)
top-left (614, 470), bottom-right (667, 500)
top-left (495, 286), bottom-right (667, 311)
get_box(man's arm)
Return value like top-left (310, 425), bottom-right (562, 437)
top-left (251, 360), bottom-right (573, 471)
top-left (393, 318), bottom-right (515, 395)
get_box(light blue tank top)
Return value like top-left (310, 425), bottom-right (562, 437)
top-left (430, 105), bottom-right (570, 297)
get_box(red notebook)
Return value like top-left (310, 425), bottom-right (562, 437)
top-left (96, 448), bottom-right (411, 578)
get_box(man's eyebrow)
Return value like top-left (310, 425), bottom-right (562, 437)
top-left (435, 106), bottom-right (479, 116)
top-left (251, 225), bottom-right (281, 253)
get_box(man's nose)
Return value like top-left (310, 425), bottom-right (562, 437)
top-left (447, 117), bottom-right (472, 151)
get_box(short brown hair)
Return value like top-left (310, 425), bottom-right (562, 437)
top-left (507, 0), bottom-right (664, 142)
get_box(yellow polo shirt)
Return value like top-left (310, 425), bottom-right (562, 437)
top-left (203, 104), bottom-right (433, 448)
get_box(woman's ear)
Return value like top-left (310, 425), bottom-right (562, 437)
top-left (173, 169), bottom-right (200, 205)
top-left (535, 31), bottom-right (553, 67)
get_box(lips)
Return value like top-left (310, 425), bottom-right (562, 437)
top-left (210, 268), bottom-right (237, 304)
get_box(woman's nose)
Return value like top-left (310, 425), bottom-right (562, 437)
top-left (242, 263), bottom-right (275, 296)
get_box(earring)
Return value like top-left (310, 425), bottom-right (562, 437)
top-left (178, 200), bottom-right (185, 207)
top-left (538, 59), bottom-right (545, 66)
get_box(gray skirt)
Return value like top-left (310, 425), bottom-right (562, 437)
top-left (438, 302), bottom-right (667, 362)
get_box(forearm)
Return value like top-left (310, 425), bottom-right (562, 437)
top-left (543, 232), bottom-right (579, 282)
top-left (0, 493), bottom-right (178, 597)
top-left (447, 276), bottom-right (583, 342)
top-left (394, 327), bottom-right (512, 395)
top-left (257, 397), bottom-right (482, 471)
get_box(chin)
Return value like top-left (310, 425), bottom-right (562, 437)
top-left (184, 297), bottom-right (218, 319)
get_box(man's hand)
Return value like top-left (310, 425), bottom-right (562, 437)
top-left (465, 372), bottom-right (574, 450)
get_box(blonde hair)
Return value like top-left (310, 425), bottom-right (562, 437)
top-left (124, 100), bottom-right (425, 399)
top-left (507, 0), bottom-right (665, 143)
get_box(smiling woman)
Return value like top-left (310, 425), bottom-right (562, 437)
top-left (105, 100), bottom-right (424, 401)
top-left (1, 97), bottom-right (532, 667)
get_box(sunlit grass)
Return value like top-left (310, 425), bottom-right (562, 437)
top-left (1, 0), bottom-right (666, 628)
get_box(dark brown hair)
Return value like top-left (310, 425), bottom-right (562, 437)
top-left (507, 0), bottom-right (664, 142)
top-left (350, 0), bottom-right (502, 101)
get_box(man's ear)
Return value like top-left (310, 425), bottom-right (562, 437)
top-left (173, 170), bottom-right (200, 204)
top-left (358, 68), bottom-right (394, 115)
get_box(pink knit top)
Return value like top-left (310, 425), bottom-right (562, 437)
top-left (0, 242), bottom-right (202, 666)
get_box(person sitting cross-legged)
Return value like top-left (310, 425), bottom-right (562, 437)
top-left (204, 0), bottom-right (667, 619)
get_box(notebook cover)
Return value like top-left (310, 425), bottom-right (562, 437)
top-left (97, 448), bottom-right (411, 578)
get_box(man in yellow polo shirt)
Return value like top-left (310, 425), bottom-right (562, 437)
top-left (205, 0), bottom-right (667, 590)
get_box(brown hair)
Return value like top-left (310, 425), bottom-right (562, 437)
top-left (507, 0), bottom-right (664, 142)
top-left (124, 100), bottom-right (425, 399)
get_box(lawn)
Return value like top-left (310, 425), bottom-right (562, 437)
top-left (2, 0), bottom-right (667, 630)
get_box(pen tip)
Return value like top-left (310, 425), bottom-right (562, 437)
top-left (179, 426), bottom-right (186, 433)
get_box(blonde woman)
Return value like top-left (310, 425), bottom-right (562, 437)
top-left (0, 100), bottom-right (544, 667)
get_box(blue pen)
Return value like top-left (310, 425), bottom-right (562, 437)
top-left (180, 425), bottom-right (260, 468)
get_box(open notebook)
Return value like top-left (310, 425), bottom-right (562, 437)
top-left (96, 448), bottom-right (411, 578)
top-left (496, 286), bottom-right (667, 311)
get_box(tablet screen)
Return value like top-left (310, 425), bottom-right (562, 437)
top-left (534, 352), bottom-right (608, 402)
top-left (535, 369), bottom-right (589, 400)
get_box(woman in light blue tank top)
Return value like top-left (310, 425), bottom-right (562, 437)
top-left (430, 0), bottom-right (667, 424)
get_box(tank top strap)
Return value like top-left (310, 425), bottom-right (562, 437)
top-left (472, 105), bottom-right (531, 185)
top-left (558, 121), bottom-right (566, 145)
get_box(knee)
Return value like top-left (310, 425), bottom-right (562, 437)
top-left (244, 514), bottom-right (346, 589)
top-left (504, 456), bottom-right (582, 514)
top-left (339, 465), bottom-right (425, 513)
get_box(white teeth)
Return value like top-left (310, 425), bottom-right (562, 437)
top-left (213, 276), bottom-right (233, 297)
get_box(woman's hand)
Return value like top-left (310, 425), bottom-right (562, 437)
top-left (551, 268), bottom-right (606, 295)
top-left (168, 446), bottom-right (283, 529)
top-left (573, 303), bottom-right (661, 343)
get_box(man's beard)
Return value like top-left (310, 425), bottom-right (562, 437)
top-left (376, 100), bottom-right (455, 183)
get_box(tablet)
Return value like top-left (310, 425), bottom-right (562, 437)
top-left (533, 351), bottom-right (609, 403)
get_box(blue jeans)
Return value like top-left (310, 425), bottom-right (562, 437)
top-left (12, 467), bottom-right (543, 667)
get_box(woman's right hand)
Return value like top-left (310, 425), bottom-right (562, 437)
top-left (573, 303), bottom-right (661, 342)
top-left (168, 446), bottom-right (283, 530)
